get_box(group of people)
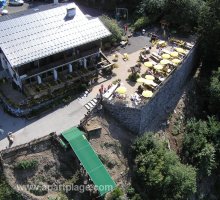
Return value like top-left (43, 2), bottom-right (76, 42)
top-left (98, 84), bottom-right (112, 95)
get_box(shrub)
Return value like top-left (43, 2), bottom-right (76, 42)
top-left (133, 16), bottom-right (150, 31)
top-left (100, 15), bottom-right (123, 42)
top-left (106, 187), bottom-right (124, 200)
top-left (15, 159), bottom-right (38, 170)
top-left (77, 84), bottom-right (87, 92)
top-left (128, 73), bottom-right (140, 82)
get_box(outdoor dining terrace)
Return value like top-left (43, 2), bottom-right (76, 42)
top-left (102, 36), bottom-right (195, 108)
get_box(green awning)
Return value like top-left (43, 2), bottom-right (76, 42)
top-left (62, 127), bottom-right (116, 196)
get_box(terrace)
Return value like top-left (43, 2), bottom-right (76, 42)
top-left (101, 35), bottom-right (196, 108)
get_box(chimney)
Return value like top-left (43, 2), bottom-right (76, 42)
top-left (66, 6), bottom-right (76, 18)
top-left (54, 0), bottom-right (58, 4)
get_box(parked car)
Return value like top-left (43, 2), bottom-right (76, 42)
top-left (9, 0), bottom-right (24, 6)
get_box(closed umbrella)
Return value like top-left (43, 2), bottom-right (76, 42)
top-left (154, 64), bottom-right (163, 70)
top-left (170, 51), bottom-right (178, 57)
top-left (136, 78), bottom-right (146, 83)
top-left (145, 75), bottom-right (155, 80)
top-left (162, 54), bottom-right (171, 59)
top-left (142, 90), bottom-right (153, 98)
top-left (116, 86), bottom-right (127, 94)
top-left (172, 58), bottom-right (181, 64)
top-left (160, 59), bottom-right (170, 65)
top-left (144, 61), bottom-right (153, 68)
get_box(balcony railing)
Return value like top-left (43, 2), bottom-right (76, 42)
top-left (22, 47), bottom-right (100, 78)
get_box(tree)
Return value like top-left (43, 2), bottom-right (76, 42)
top-left (99, 15), bottom-right (123, 43)
top-left (132, 133), bottom-right (197, 200)
top-left (209, 67), bottom-right (220, 113)
top-left (182, 117), bottom-right (220, 176)
top-left (136, 0), bottom-right (203, 27)
top-left (198, 0), bottom-right (220, 67)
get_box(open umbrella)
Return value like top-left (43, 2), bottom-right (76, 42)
top-left (172, 58), bottom-right (181, 64)
top-left (116, 86), bottom-right (127, 94)
top-left (143, 79), bottom-right (157, 86)
top-left (154, 64), bottom-right (163, 70)
top-left (145, 75), bottom-right (155, 80)
top-left (142, 90), bottom-right (153, 98)
top-left (160, 59), bottom-right (170, 65)
top-left (175, 47), bottom-right (185, 54)
top-left (144, 61), bottom-right (153, 68)
top-left (136, 78), bottom-right (146, 83)
top-left (170, 51), bottom-right (178, 57)
top-left (162, 54), bottom-right (171, 59)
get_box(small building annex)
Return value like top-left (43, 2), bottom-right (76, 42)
top-left (0, 3), bottom-right (111, 95)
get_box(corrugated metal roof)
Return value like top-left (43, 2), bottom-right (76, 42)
top-left (0, 3), bottom-right (111, 68)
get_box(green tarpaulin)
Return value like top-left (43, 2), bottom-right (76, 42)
top-left (62, 127), bottom-right (116, 196)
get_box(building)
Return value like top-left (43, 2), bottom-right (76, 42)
top-left (0, 3), bottom-right (111, 96)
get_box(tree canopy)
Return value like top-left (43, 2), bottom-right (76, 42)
top-left (132, 133), bottom-right (197, 200)
top-left (182, 117), bottom-right (220, 176)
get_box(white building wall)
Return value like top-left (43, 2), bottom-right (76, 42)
top-left (4, 55), bottom-right (22, 88)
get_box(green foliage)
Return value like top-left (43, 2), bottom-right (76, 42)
top-left (198, 0), bottom-right (220, 66)
top-left (182, 117), bottom-right (220, 176)
top-left (132, 133), bottom-right (197, 200)
top-left (106, 187), bottom-right (123, 200)
top-left (0, 174), bottom-right (23, 200)
top-left (100, 15), bottom-right (123, 43)
top-left (133, 16), bottom-right (150, 31)
top-left (126, 187), bottom-right (142, 200)
top-left (209, 67), bottom-right (220, 112)
top-left (128, 73), bottom-right (140, 82)
top-left (15, 159), bottom-right (38, 170)
top-left (136, 0), bottom-right (203, 27)
top-left (137, 0), bottom-right (166, 16)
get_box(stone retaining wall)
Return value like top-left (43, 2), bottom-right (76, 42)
top-left (103, 45), bottom-right (198, 134)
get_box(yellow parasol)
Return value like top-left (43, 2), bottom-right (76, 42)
top-left (172, 58), bottom-right (181, 64)
top-left (170, 51), bottom-right (178, 57)
top-left (175, 47), bottom-right (185, 54)
top-left (160, 59), bottom-right (170, 65)
top-left (116, 86), bottom-right (127, 94)
top-left (153, 64), bottom-right (163, 70)
top-left (136, 78), bottom-right (146, 83)
top-left (143, 79), bottom-right (157, 86)
top-left (144, 61), bottom-right (153, 68)
top-left (142, 90), bottom-right (153, 98)
top-left (162, 54), bottom-right (171, 59)
top-left (145, 75), bottom-right (155, 80)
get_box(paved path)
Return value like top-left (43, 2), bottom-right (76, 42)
top-left (0, 95), bottom-right (94, 150)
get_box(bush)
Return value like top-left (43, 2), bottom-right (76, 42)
top-left (133, 16), bottom-right (150, 31)
top-left (100, 15), bottom-right (123, 42)
top-left (15, 159), bottom-right (38, 170)
top-left (106, 187), bottom-right (123, 200)
top-left (128, 73), bottom-right (140, 82)
top-left (0, 174), bottom-right (23, 200)
top-left (209, 67), bottom-right (220, 113)
top-left (77, 84), bottom-right (87, 92)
